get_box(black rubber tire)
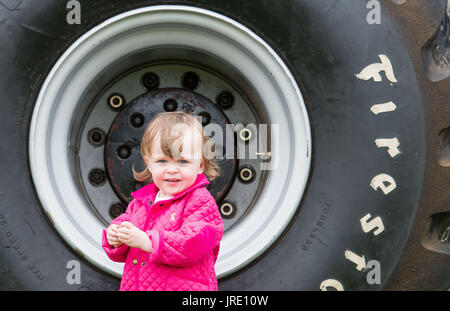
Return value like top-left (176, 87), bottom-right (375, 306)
top-left (0, 0), bottom-right (446, 290)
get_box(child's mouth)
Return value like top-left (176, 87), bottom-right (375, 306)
top-left (165, 179), bottom-right (180, 182)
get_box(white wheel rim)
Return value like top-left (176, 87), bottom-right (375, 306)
top-left (29, 5), bottom-right (311, 278)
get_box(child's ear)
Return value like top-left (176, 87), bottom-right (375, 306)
top-left (198, 160), bottom-right (205, 174)
top-left (144, 155), bottom-right (152, 170)
top-left (144, 155), bottom-right (151, 165)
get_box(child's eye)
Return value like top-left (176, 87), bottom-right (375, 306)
top-left (179, 159), bottom-right (189, 164)
top-left (157, 160), bottom-right (167, 163)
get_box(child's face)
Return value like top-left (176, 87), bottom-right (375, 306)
top-left (146, 130), bottom-right (205, 197)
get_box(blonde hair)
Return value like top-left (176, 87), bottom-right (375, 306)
top-left (133, 111), bottom-right (221, 183)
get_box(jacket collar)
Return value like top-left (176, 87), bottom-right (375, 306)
top-left (131, 173), bottom-right (210, 205)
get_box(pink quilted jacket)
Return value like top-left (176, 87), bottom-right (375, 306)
top-left (102, 173), bottom-right (224, 291)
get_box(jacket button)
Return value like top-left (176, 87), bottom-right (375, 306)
top-left (141, 261), bottom-right (146, 266)
top-left (132, 259), bottom-right (137, 265)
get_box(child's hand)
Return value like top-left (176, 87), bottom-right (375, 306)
top-left (106, 224), bottom-right (123, 248)
top-left (117, 221), bottom-right (152, 252)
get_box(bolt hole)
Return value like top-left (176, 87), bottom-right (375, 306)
top-left (130, 113), bottom-right (144, 128)
top-left (181, 71), bottom-right (199, 90)
top-left (242, 170), bottom-right (250, 179)
top-left (92, 132), bottom-right (101, 142)
top-left (117, 145), bottom-right (131, 159)
top-left (164, 98), bottom-right (178, 112)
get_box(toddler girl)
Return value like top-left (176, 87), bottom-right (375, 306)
top-left (102, 111), bottom-right (224, 291)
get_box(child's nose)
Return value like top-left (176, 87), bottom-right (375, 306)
top-left (166, 161), bottom-right (179, 172)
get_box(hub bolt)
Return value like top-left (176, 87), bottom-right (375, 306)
top-left (88, 168), bottom-right (106, 186)
top-left (108, 94), bottom-right (125, 109)
top-left (109, 203), bottom-right (126, 218)
top-left (220, 202), bottom-right (235, 219)
top-left (217, 91), bottom-right (234, 109)
top-left (181, 71), bottom-right (199, 90)
top-left (141, 72), bottom-right (159, 90)
top-left (238, 166), bottom-right (255, 183)
top-left (87, 128), bottom-right (105, 146)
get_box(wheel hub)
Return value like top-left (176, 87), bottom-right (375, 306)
top-left (104, 88), bottom-right (236, 205)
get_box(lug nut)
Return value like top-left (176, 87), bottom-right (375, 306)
top-left (130, 113), bottom-right (144, 128)
top-left (88, 168), bottom-right (106, 186)
top-left (198, 111), bottom-right (211, 126)
top-left (87, 128), bottom-right (105, 146)
top-left (109, 203), bottom-right (126, 218)
top-left (217, 91), bottom-right (234, 109)
top-left (239, 128), bottom-right (252, 142)
top-left (181, 71), bottom-right (199, 90)
top-left (117, 145), bottom-right (131, 159)
top-left (108, 94), bottom-right (125, 109)
top-left (219, 202), bottom-right (236, 219)
top-left (164, 98), bottom-right (178, 112)
top-left (141, 72), bottom-right (159, 90)
top-left (238, 166), bottom-right (255, 183)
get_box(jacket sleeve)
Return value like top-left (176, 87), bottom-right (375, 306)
top-left (101, 199), bottom-right (136, 262)
top-left (146, 194), bottom-right (224, 267)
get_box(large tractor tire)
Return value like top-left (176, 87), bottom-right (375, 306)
top-left (0, 0), bottom-right (448, 290)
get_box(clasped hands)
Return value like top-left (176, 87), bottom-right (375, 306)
top-left (106, 221), bottom-right (152, 253)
